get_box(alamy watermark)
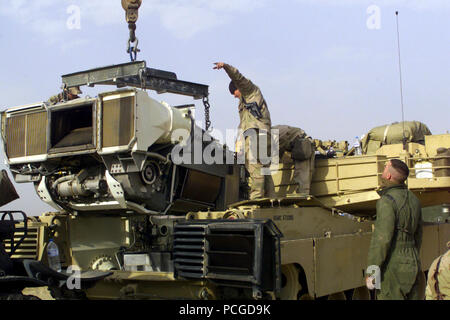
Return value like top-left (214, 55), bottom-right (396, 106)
top-left (366, 5), bottom-right (381, 30)
top-left (366, 265), bottom-right (381, 290)
top-left (66, 265), bottom-right (82, 290)
top-left (66, 4), bottom-right (81, 30)
top-left (170, 126), bottom-right (280, 175)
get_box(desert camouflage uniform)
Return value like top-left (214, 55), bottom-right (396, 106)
top-left (224, 64), bottom-right (271, 199)
top-left (425, 242), bottom-right (450, 300)
top-left (47, 92), bottom-right (66, 105)
top-left (273, 125), bottom-right (315, 195)
top-left (47, 87), bottom-right (81, 105)
top-left (367, 182), bottom-right (423, 300)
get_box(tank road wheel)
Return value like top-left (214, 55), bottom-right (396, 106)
top-left (351, 286), bottom-right (371, 300)
top-left (280, 264), bottom-right (303, 300)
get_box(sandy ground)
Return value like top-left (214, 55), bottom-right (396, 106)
top-left (22, 287), bottom-right (54, 300)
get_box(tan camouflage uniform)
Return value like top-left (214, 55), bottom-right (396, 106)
top-left (224, 64), bottom-right (271, 199)
top-left (47, 92), bottom-right (66, 105)
top-left (273, 125), bottom-right (315, 195)
top-left (426, 242), bottom-right (450, 300)
top-left (47, 87), bottom-right (81, 105)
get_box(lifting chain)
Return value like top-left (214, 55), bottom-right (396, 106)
top-left (122, 0), bottom-right (142, 61)
top-left (202, 95), bottom-right (212, 131)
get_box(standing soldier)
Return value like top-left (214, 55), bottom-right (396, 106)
top-left (425, 241), bottom-right (450, 300)
top-left (273, 125), bottom-right (315, 196)
top-left (47, 86), bottom-right (82, 105)
top-left (214, 62), bottom-right (271, 200)
top-left (366, 159), bottom-right (423, 300)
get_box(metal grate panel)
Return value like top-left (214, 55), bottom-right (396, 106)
top-left (5, 111), bottom-right (47, 159)
top-left (3, 227), bottom-right (39, 259)
top-left (173, 219), bottom-right (282, 294)
top-left (26, 112), bottom-right (47, 156)
top-left (173, 224), bottom-right (206, 279)
top-left (102, 96), bottom-right (135, 148)
top-left (6, 115), bottom-right (26, 158)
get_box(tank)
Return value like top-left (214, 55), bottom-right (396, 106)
top-left (1, 61), bottom-right (449, 300)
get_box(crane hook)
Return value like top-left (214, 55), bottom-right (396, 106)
top-left (122, 0), bottom-right (143, 60)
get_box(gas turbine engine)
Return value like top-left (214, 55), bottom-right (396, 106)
top-left (1, 62), bottom-right (240, 215)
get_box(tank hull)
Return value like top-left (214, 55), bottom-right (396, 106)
top-left (32, 204), bottom-right (450, 300)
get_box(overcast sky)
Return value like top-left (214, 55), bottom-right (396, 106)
top-left (0, 0), bottom-right (449, 215)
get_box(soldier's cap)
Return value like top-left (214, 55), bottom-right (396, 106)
top-left (229, 81), bottom-right (237, 95)
top-left (68, 86), bottom-right (82, 95)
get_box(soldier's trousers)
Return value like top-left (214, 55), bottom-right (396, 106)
top-left (293, 153), bottom-right (315, 195)
top-left (245, 130), bottom-right (271, 200)
top-left (377, 270), bottom-right (423, 300)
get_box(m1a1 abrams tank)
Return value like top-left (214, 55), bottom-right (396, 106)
top-left (1, 61), bottom-right (449, 300)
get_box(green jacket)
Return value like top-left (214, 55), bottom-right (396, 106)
top-left (368, 183), bottom-right (423, 299)
top-left (223, 64), bottom-right (271, 133)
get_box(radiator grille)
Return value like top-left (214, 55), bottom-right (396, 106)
top-left (173, 220), bottom-right (282, 293)
top-left (173, 224), bottom-right (206, 279)
top-left (5, 111), bottom-right (47, 158)
top-left (102, 96), bottom-right (135, 148)
top-left (26, 112), bottom-right (47, 156)
top-left (6, 115), bottom-right (26, 158)
top-left (3, 226), bottom-right (39, 260)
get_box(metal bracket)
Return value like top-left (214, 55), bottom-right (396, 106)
top-left (61, 61), bottom-right (209, 100)
top-left (105, 170), bottom-right (127, 208)
top-left (36, 177), bottom-right (63, 211)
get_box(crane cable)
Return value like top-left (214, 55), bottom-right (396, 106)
top-left (122, 0), bottom-right (142, 61)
